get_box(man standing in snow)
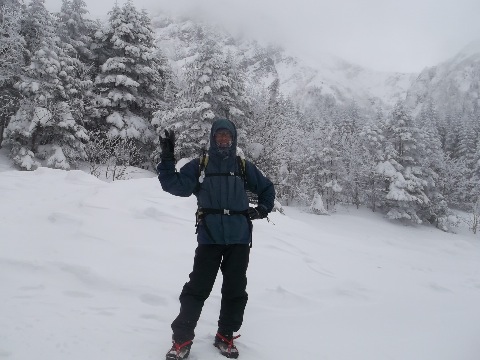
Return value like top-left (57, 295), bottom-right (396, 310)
top-left (157, 118), bottom-right (275, 360)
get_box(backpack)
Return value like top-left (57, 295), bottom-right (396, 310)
top-left (194, 152), bottom-right (251, 241)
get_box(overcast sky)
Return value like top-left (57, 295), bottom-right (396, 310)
top-left (43, 0), bottom-right (480, 73)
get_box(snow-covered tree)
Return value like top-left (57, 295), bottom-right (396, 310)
top-left (338, 99), bottom-right (361, 138)
top-left (472, 135), bottom-right (480, 193)
top-left (20, 0), bottom-right (51, 62)
top-left (359, 111), bottom-right (386, 212)
top-left (55, 0), bottom-right (97, 126)
top-left (335, 101), bottom-right (369, 208)
top-left (443, 109), bottom-right (463, 159)
top-left (458, 111), bottom-right (478, 172)
top-left (55, 0), bottom-right (96, 65)
top-left (247, 82), bottom-right (300, 190)
top-left (6, 101), bottom-right (88, 170)
top-left (270, 86), bottom-right (348, 208)
top-left (0, 3), bottom-right (26, 147)
top-left (1, 4), bottom-right (26, 85)
top-left (309, 191), bottom-right (328, 215)
top-left (341, 131), bottom-right (369, 208)
top-left (440, 155), bottom-right (470, 210)
top-left (92, 1), bottom-right (164, 164)
top-left (298, 121), bottom-right (344, 210)
top-left (4, 0), bottom-right (89, 170)
top-left (138, 8), bottom-right (173, 109)
top-left (376, 102), bottom-right (429, 224)
top-left (416, 100), bottom-right (451, 229)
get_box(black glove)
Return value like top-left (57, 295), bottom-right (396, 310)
top-left (159, 129), bottom-right (175, 160)
top-left (248, 206), bottom-right (268, 220)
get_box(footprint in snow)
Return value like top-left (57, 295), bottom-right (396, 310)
top-left (139, 293), bottom-right (168, 306)
top-left (63, 290), bottom-right (94, 298)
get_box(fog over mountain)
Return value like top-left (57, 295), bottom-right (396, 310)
top-left (43, 0), bottom-right (480, 73)
top-left (152, 12), bottom-right (480, 113)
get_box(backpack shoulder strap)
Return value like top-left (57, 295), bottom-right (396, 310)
top-left (237, 156), bottom-right (247, 185)
top-left (198, 153), bottom-right (209, 184)
top-left (197, 154), bottom-right (245, 189)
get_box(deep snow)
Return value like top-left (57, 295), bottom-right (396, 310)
top-left (1, 155), bottom-right (480, 360)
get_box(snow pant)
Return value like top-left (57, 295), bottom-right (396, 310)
top-left (171, 244), bottom-right (250, 342)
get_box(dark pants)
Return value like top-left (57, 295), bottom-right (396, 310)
top-left (171, 244), bottom-right (250, 342)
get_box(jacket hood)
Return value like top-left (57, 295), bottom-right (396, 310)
top-left (209, 118), bottom-right (237, 157)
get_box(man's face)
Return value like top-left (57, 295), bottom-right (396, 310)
top-left (214, 129), bottom-right (233, 148)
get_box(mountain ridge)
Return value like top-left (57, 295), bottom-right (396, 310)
top-left (152, 12), bottom-right (480, 117)
top-left (405, 39), bottom-right (480, 116)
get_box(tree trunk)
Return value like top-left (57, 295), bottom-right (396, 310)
top-left (0, 121), bottom-right (4, 148)
top-left (31, 127), bottom-right (40, 153)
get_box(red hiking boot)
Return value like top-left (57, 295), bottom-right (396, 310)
top-left (165, 338), bottom-right (192, 360)
top-left (214, 333), bottom-right (240, 358)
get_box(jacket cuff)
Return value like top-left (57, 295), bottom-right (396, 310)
top-left (257, 204), bottom-right (268, 216)
top-left (156, 158), bottom-right (175, 173)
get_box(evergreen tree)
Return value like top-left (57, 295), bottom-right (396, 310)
top-left (154, 48), bottom-right (177, 106)
top-left (138, 8), bottom-right (173, 109)
top-left (288, 87), bottom-right (345, 207)
top-left (458, 110), bottom-right (478, 172)
top-left (416, 100), bottom-right (451, 229)
top-left (94, 3), bottom-right (163, 115)
top-left (443, 109), bottom-right (462, 158)
top-left (56, 0), bottom-right (96, 65)
top-left (317, 124), bottom-right (345, 211)
top-left (471, 134), bottom-right (480, 204)
top-left (440, 154), bottom-right (470, 210)
top-left (20, 0), bottom-right (51, 62)
top-left (338, 99), bottom-right (361, 139)
top-left (0, 3), bottom-right (26, 85)
top-left (359, 115), bottom-right (386, 212)
top-left (376, 102), bottom-right (429, 223)
top-left (0, 2), bottom-right (26, 147)
top-left (92, 1), bottom-right (164, 164)
top-left (247, 83), bottom-right (300, 202)
top-left (55, 0), bottom-right (97, 127)
top-left (5, 0), bottom-right (88, 170)
top-left (337, 100), bottom-right (366, 207)
top-left (90, 5), bottom-right (119, 71)
top-left (298, 120), bottom-right (344, 210)
top-left (341, 129), bottom-right (371, 209)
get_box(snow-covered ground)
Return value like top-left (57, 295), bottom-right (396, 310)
top-left (1, 153), bottom-right (480, 360)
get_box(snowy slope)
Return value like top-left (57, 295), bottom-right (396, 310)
top-left (1, 158), bottom-right (480, 360)
top-left (272, 52), bottom-right (416, 108)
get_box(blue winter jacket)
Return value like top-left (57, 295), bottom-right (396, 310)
top-left (157, 119), bottom-right (275, 245)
